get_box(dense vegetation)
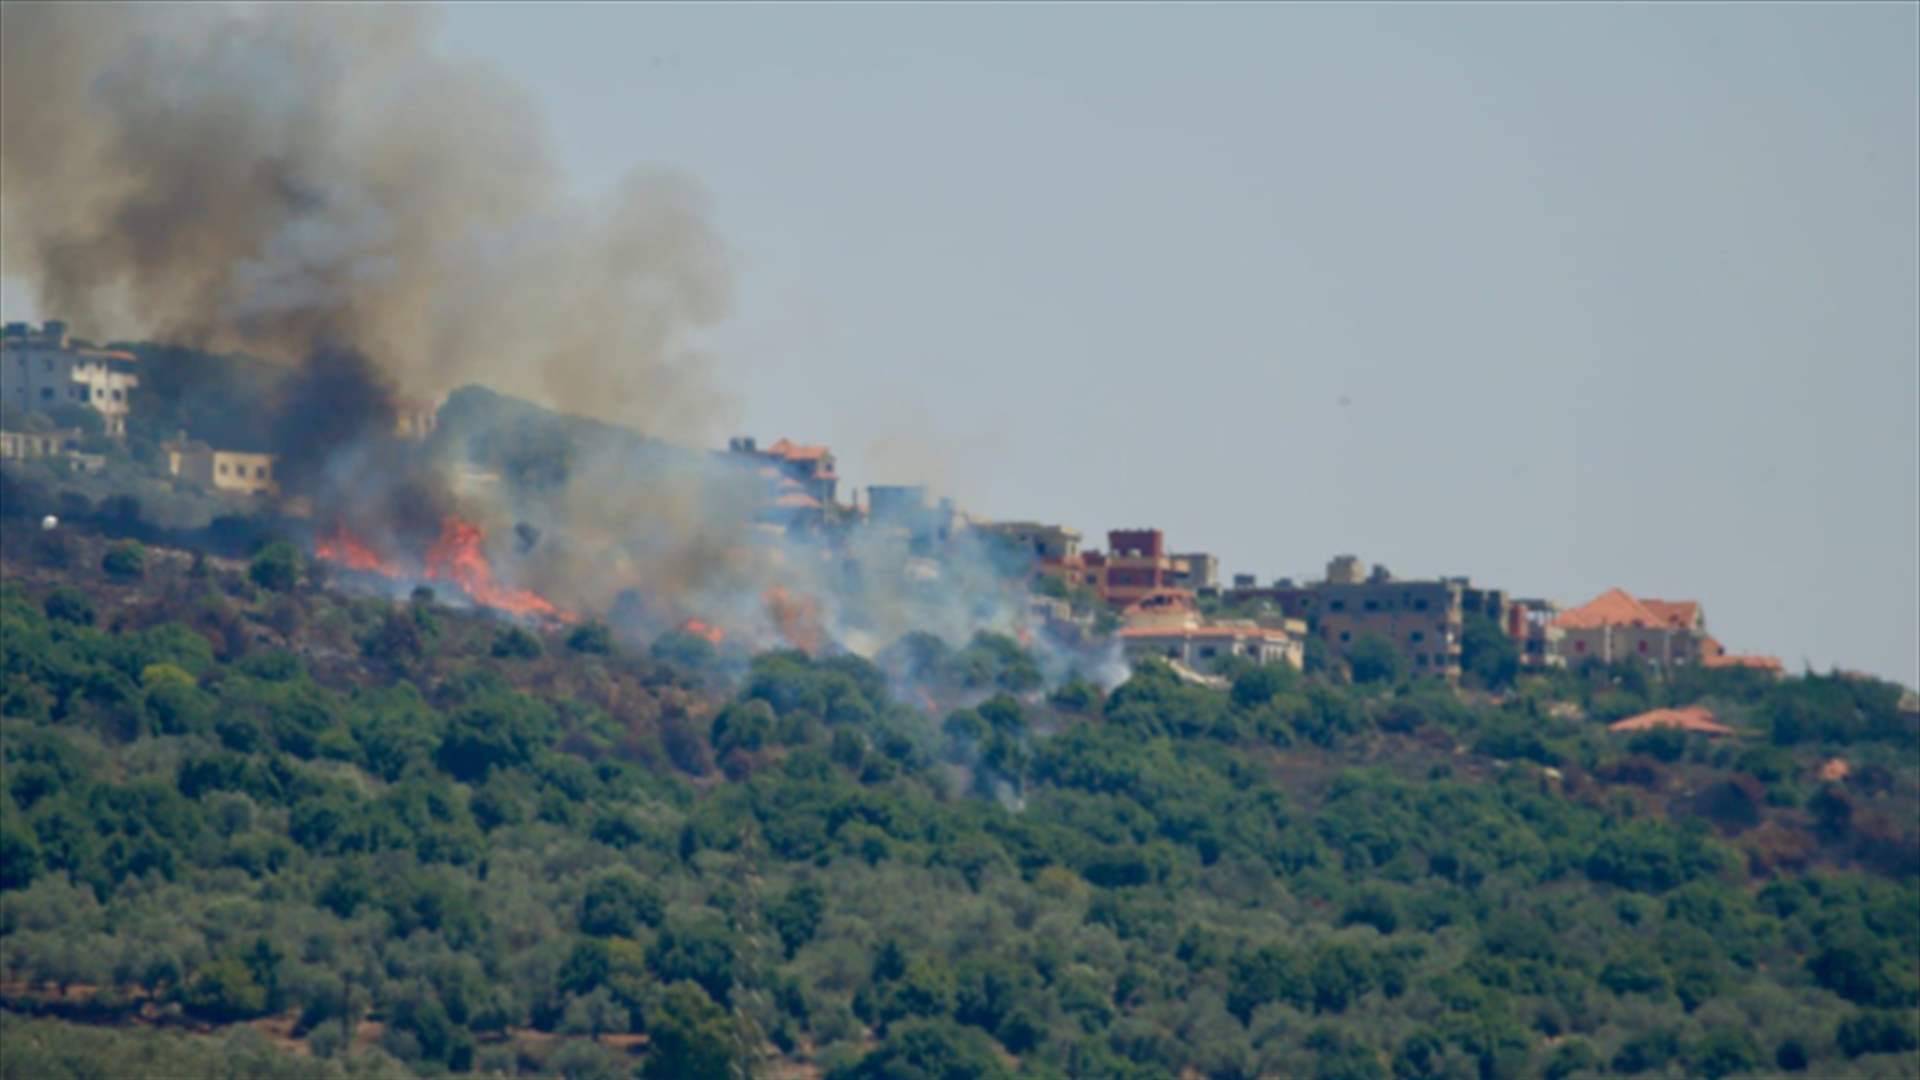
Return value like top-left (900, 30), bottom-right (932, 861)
top-left (2, 526), bottom-right (1916, 1079)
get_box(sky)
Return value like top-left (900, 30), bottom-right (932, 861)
top-left (4, 3), bottom-right (1916, 685)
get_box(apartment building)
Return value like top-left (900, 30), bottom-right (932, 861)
top-left (1, 321), bottom-right (139, 437)
top-left (1115, 589), bottom-right (1304, 670)
top-left (1316, 561), bottom-right (1468, 679)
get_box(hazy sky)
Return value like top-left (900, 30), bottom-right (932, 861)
top-left (4, 4), bottom-right (1915, 684)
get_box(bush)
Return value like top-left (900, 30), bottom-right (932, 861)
top-left (43, 586), bottom-right (95, 625)
top-left (1835, 1010), bottom-right (1919, 1058)
top-left (490, 626), bottom-right (543, 660)
top-left (567, 621), bottom-right (615, 655)
top-left (101, 541), bottom-right (146, 581)
top-left (1347, 634), bottom-right (1404, 685)
top-left (248, 540), bottom-right (302, 592)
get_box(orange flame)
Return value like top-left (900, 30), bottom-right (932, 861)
top-left (763, 585), bottom-right (825, 655)
top-left (314, 516), bottom-right (571, 622)
top-left (314, 522), bottom-right (393, 574)
top-left (424, 516), bottom-right (569, 621)
top-left (681, 618), bottom-right (726, 646)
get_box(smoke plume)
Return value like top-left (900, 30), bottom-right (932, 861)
top-left (0, 3), bottom-right (730, 440)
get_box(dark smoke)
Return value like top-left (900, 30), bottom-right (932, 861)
top-left (0, 3), bottom-right (732, 442)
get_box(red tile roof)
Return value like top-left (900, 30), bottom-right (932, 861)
top-left (1607, 706), bottom-right (1735, 736)
top-left (772, 492), bottom-right (823, 510)
top-left (765, 438), bottom-right (831, 462)
top-left (1553, 588), bottom-right (1661, 629)
top-left (1640, 599), bottom-right (1701, 630)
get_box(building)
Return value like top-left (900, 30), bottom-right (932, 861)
top-left (0, 426), bottom-right (82, 461)
top-left (974, 520), bottom-right (1082, 562)
top-left (1551, 588), bottom-right (1707, 668)
top-left (1315, 559), bottom-right (1469, 679)
top-left (1169, 552), bottom-right (1220, 593)
top-left (726, 435), bottom-right (838, 505)
top-left (867, 485), bottom-right (959, 551)
top-left (1102, 529), bottom-right (1192, 610)
top-left (1, 321), bottom-right (139, 437)
top-left (393, 396), bottom-right (441, 440)
top-left (162, 437), bottom-right (280, 496)
top-left (1115, 590), bottom-right (1305, 670)
top-left (1508, 598), bottom-right (1566, 669)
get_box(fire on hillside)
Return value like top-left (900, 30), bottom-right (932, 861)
top-left (316, 516), bottom-right (571, 623)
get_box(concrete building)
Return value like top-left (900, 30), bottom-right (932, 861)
top-left (1509, 598), bottom-right (1566, 669)
top-left (1, 321), bottom-right (139, 437)
top-left (1115, 590), bottom-right (1305, 670)
top-left (1169, 551), bottom-right (1220, 593)
top-left (868, 485), bottom-right (959, 551)
top-left (726, 435), bottom-right (838, 505)
top-left (162, 438), bottom-right (280, 497)
top-left (1102, 529), bottom-right (1192, 610)
top-left (0, 427), bottom-right (82, 461)
top-left (974, 520), bottom-right (1082, 562)
top-left (1316, 561), bottom-right (1469, 679)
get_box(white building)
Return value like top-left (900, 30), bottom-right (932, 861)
top-left (1, 321), bottom-right (139, 437)
top-left (1115, 588), bottom-right (1305, 670)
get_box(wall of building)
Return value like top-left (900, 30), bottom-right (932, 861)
top-left (2, 333), bottom-right (139, 437)
top-left (1317, 579), bottom-right (1465, 678)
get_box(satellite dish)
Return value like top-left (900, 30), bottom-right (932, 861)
top-left (40, 515), bottom-right (58, 531)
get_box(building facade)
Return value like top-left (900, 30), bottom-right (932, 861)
top-left (163, 438), bottom-right (280, 496)
top-left (726, 435), bottom-right (839, 505)
top-left (1, 321), bottom-right (139, 437)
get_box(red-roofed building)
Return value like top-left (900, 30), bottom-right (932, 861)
top-left (725, 435), bottom-right (839, 506)
top-left (1553, 588), bottom-right (1733, 669)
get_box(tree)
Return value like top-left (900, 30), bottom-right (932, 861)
top-left (101, 542), bottom-right (146, 581)
top-left (248, 540), bottom-right (302, 592)
top-left (567, 621), bottom-right (615, 655)
top-left (579, 870), bottom-right (665, 938)
top-left (43, 586), bottom-right (94, 625)
top-left (1460, 614), bottom-right (1519, 688)
top-left (1347, 634), bottom-right (1404, 685)
top-left (642, 982), bottom-right (748, 1080)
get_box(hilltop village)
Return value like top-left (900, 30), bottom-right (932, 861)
top-left (2, 317), bottom-right (1786, 686)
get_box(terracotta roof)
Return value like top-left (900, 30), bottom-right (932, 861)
top-left (765, 438), bottom-right (831, 462)
top-left (772, 492), bottom-right (823, 510)
top-left (1817, 758), bottom-right (1851, 783)
top-left (1607, 706), bottom-right (1735, 736)
top-left (1640, 599), bottom-right (1701, 630)
top-left (1702, 653), bottom-right (1784, 673)
top-left (1553, 588), bottom-right (1662, 630)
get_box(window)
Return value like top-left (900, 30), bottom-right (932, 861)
top-left (39, 388), bottom-right (52, 401)
top-left (1339, 631), bottom-right (1351, 643)
top-left (1329, 600), bottom-right (1345, 612)
top-left (1411, 631), bottom-right (1425, 643)
top-left (1363, 600), bottom-right (1378, 611)
top-left (111, 389), bottom-right (122, 401)
top-left (255, 466), bottom-right (266, 479)
top-left (218, 463), bottom-right (228, 475)
top-left (1638, 641), bottom-right (1648, 654)
top-left (1200, 646), bottom-right (1217, 658)
top-left (1413, 598), bottom-right (1430, 611)
top-left (1416, 654), bottom-right (1428, 666)
top-left (1575, 640), bottom-right (1587, 653)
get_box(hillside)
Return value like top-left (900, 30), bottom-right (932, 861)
top-left (2, 525), bottom-right (1917, 1080)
